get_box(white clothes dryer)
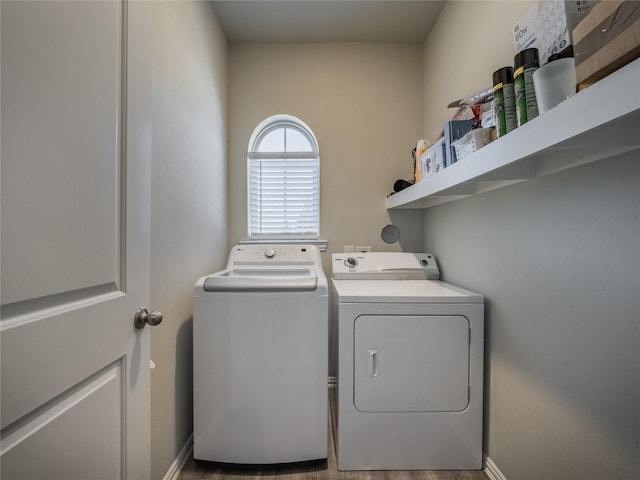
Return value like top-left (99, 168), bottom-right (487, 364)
top-left (331, 252), bottom-right (484, 470)
top-left (193, 245), bottom-right (328, 464)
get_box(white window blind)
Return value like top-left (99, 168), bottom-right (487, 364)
top-left (247, 116), bottom-right (320, 241)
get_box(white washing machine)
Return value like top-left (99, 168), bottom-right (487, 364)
top-left (193, 245), bottom-right (328, 464)
top-left (331, 252), bottom-right (484, 470)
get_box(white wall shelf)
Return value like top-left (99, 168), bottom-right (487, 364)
top-left (386, 58), bottom-right (640, 210)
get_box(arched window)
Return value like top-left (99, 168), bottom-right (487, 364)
top-left (247, 114), bottom-right (320, 241)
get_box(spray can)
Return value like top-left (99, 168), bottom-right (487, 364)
top-left (492, 67), bottom-right (517, 138)
top-left (514, 48), bottom-right (540, 127)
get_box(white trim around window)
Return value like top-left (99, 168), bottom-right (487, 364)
top-left (247, 114), bottom-right (321, 243)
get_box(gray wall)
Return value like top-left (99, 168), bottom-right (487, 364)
top-left (227, 42), bottom-right (425, 274)
top-left (150, 2), bottom-right (228, 478)
top-left (423, 152), bottom-right (640, 480)
top-left (422, 3), bottom-right (640, 479)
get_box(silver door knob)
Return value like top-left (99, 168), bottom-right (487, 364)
top-left (134, 307), bottom-right (163, 329)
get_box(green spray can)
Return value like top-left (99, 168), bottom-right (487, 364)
top-left (492, 66), bottom-right (517, 138)
top-left (514, 48), bottom-right (540, 127)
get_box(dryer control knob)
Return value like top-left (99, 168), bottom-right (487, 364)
top-left (264, 248), bottom-right (276, 259)
top-left (345, 257), bottom-right (357, 268)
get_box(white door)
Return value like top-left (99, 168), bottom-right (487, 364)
top-left (1, 2), bottom-right (154, 479)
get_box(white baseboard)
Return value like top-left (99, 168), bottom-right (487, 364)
top-left (484, 455), bottom-right (508, 480)
top-left (162, 433), bottom-right (193, 480)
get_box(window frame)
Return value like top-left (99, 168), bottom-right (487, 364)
top-left (246, 114), bottom-right (325, 248)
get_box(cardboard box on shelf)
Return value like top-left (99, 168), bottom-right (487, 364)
top-left (513, 0), bottom-right (593, 64)
top-left (416, 138), bottom-right (445, 180)
top-left (452, 128), bottom-right (494, 162)
top-left (443, 119), bottom-right (475, 167)
top-left (573, 0), bottom-right (640, 87)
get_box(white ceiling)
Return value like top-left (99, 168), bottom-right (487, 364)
top-left (210, 0), bottom-right (446, 44)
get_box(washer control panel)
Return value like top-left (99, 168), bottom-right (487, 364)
top-left (332, 252), bottom-right (440, 280)
top-left (227, 245), bottom-right (322, 266)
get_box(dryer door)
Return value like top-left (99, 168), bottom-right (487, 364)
top-left (353, 314), bottom-right (469, 412)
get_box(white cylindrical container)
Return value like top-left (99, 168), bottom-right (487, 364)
top-left (533, 57), bottom-right (577, 114)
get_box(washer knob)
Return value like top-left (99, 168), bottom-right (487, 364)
top-left (264, 248), bottom-right (276, 259)
top-left (345, 257), bottom-right (357, 268)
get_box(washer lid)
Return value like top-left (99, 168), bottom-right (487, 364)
top-left (203, 268), bottom-right (318, 292)
top-left (332, 279), bottom-right (483, 303)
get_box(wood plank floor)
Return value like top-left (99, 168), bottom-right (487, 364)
top-left (178, 391), bottom-right (488, 480)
